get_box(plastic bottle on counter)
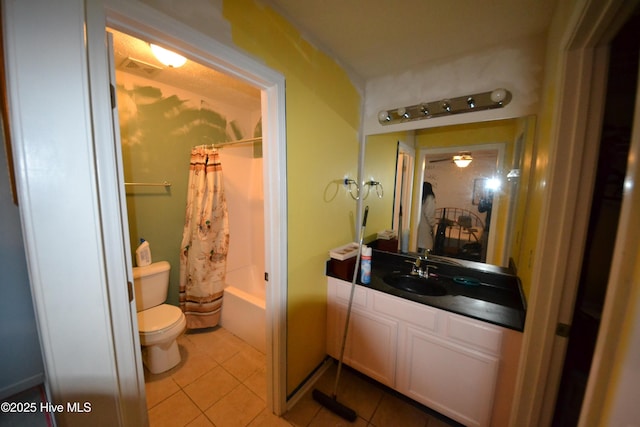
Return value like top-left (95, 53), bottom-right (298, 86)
top-left (401, 229), bottom-right (410, 253)
top-left (135, 238), bottom-right (152, 267)
top-left (360, 245), bottom-right (372, 284)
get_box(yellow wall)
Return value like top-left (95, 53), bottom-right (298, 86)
top-left (514, 0), bottom-right (576, 298)
top-left (223, 0), bottom-right (361, 394)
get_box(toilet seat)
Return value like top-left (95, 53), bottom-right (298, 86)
top-left (138, 304), bottom-right (184, 335)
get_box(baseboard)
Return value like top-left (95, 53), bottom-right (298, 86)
top-left (285, 358), bottom-right (333, 411)
top-left (0, 373), bottom-right (45, 401)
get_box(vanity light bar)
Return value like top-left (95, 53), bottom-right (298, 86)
top-left (378, 88), bottom-right (512, 126)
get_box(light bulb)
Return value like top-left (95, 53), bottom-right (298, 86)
top-left (378, 110), bottom-right (391, 122)
top-left (490, 88), bottom-right (507, 103)
top-left (150, 44), bottom-right (187, 68)
top-left (486, 177), bottom-right (502, 191)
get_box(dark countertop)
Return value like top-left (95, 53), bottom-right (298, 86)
top-left (327, 249), bottom-right (526, 332)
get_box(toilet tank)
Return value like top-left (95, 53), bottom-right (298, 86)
top-left (132, 261), bottom-right (171, 312)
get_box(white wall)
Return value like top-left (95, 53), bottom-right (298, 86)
top-left (363, 34), bottom-right (546, 134)
top-left (219, 144), bottom-right (265, 281)
top-left (423, 152), bottom-right (499, 215)
top-left (0, 123), bottom-right (44, 399)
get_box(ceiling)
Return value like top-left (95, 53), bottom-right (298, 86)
top-left (110, 1), bottom-right (558, 104)
top-left (110, 28), bottom-right (261, 111)
top-left (263, 0), bottom-right (558, 81)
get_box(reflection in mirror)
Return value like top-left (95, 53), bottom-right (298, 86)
top-left (421, 145), bottom-right (503, 264)
top-left (363, 116), bottom-right (536, 270)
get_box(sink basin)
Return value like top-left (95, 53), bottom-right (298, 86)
top-left (383, 274), bottom-right (448, 296)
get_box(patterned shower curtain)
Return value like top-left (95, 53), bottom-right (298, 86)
top-left (179, 147), bottom-right (229, 329)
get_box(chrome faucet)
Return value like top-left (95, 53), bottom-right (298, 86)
top-left (407, 257), bottom-right (423, 276)
top-left (407, 250), bottom-right (437, 278)
top-left (407, 256), bottom-right (427, 278)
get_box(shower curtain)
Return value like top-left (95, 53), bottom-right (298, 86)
top-left (179, 147), bottom-right (229, 329)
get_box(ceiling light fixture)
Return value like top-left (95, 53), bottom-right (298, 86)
top-left (377, 88), bottom-right (512, 125)
top-left (150, 44), bottom-right (187, 68)
top-left (453, 152), bottom-right (473, 168)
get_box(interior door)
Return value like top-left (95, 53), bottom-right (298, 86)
top-left (551, 16), bottom-right (638, 424)
top-left (393, 141), bottom-right (415, 251)
top-left (577, 9), bottom-right (640, 424)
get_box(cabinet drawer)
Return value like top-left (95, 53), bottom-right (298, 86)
top-left (372, 291), bottom-right (437, 333)
top-left (446, 314), bottom-right (503, 355)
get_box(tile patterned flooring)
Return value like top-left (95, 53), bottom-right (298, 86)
top-left (145, 326), bottom-right (460, 426)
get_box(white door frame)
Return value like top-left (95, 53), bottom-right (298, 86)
top-left (5, 0), bottom-right (287, 423)
top-left (102, 1), bottom-right (288, 415)
top-left (509, 0), bottom-right (638, 425)
top-left (393, 139), bottom-right (415, 240)
top-left (4, 0), bottom-right (145, 423)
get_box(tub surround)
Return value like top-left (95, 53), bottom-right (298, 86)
top-left (326, 248), bottom-right (526, 332)
top-left (220, 265), bottom-right (266, 353)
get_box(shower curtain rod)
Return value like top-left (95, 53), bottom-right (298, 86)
top-left (198, 136), bottom-right (262, 149)
top-left (214, 136), bottom-right (262, 148)
top-left (124, 181), bottom-right (172, 187)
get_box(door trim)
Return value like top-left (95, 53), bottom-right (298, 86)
top-left (509, 1), bottom-right (638, 425)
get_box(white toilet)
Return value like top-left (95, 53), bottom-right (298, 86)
top-left (133, 261), bottom-right (186, 374)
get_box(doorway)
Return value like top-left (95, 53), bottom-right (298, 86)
top-left (110, 27), bottom-right (264, 315)
top-left (551, 6), bottom-right (639, 426)
top-left (104, 9), bottom-right (288, 415)
top-left (415, 143), bottom-right (505, 265)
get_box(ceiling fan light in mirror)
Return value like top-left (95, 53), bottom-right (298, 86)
top-left (378, 88), bottom-right (512, 125)
top-left (453, 153), bottom-right (473, 168)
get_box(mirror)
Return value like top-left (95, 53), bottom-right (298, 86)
top-left (362, 116), bottom-right (535, 269)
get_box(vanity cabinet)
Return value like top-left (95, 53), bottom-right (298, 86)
top-left (326, 277), bottom-right (398, 387)
top-left (326, 277), bottom-right (522, 427)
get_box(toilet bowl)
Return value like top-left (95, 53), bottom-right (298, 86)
top-left (133, 261), bottom-right (186, 374)
top-left (137, 304), bottom-right (186, 373)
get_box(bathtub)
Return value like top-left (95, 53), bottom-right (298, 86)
top-left (220, 265), bottom-right (266, 353)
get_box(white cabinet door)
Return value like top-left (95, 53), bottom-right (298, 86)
top-left (399, 325), bottom-right (499, 427)
top-left (327, 278), bottom-right (398, 387)
top-left (333, 302), bottom-right (398, 387)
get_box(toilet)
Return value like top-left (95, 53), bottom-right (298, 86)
top-left (133, 261), bottom-right (186, 374)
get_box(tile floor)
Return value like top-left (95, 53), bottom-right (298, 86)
top-left (145, 326), bottom-right (462, 427)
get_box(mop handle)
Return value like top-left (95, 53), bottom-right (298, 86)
top-left (333, 206), bottom-right (369, 397)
